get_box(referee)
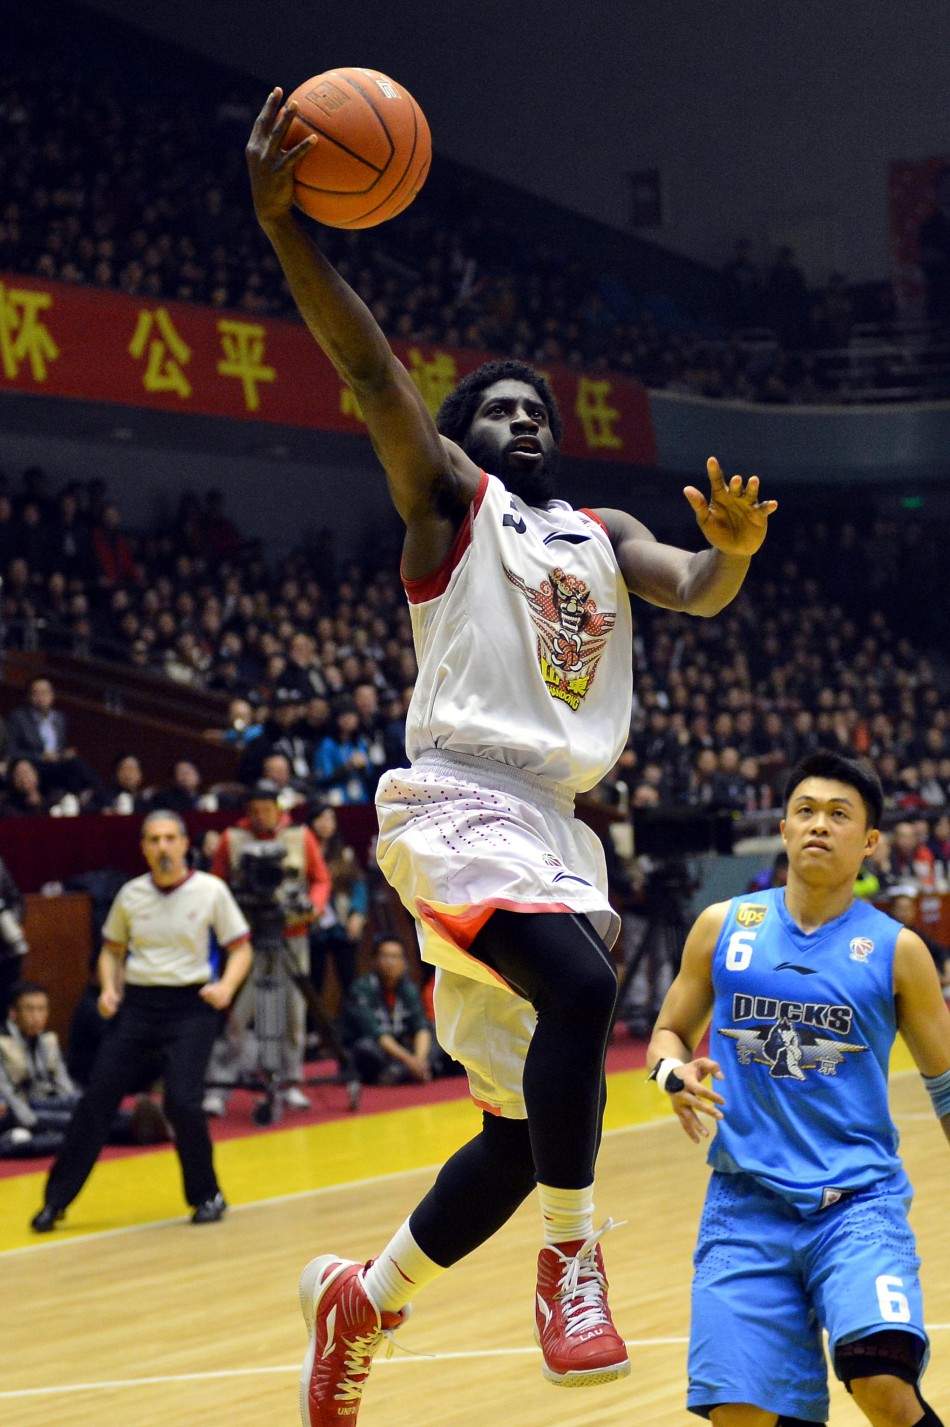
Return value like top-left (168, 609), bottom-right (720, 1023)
top-left (30, 810), bottom-right (253, 1231)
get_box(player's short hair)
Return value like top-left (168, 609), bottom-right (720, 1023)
top-left (782, 750), bottom-right (884, 828)
top-left (435, 359), bottom-right (564, 447)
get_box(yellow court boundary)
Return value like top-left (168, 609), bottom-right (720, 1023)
top-left (0, 1045), bottom-right (917, 1256)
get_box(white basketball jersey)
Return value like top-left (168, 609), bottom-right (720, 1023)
top-left (402, 471), bottom-right (633, 793)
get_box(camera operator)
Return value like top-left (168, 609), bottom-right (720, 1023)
top-left (209, 780), bottom-right (330, 1109)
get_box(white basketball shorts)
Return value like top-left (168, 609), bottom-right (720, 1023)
top-left (375, 748), bottom-right (620, 1117)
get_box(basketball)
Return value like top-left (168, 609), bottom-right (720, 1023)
top-left (282, 67), bottom-right (431, 229)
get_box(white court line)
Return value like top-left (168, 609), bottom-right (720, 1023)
top-left (0, 1112), bottom-right (676, 1258)
top-left (3, 1330), bottom-right (950, 1402)
top-left (1, 1066), bottom-right (931, 1260)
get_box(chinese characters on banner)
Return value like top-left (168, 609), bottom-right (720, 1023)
top-left (0, 274), bottom-right (657, 466)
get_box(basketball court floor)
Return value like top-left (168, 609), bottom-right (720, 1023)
top-left (2, 1047), bottom-right (948, 1426)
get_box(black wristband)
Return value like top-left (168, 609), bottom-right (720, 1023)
top-left (665, 1068), bottom-right (686, 1094)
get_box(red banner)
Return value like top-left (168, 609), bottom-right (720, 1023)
top-left (0, 274), bottom-right (656, 465)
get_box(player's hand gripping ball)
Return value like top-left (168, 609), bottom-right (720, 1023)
top-left (282, 67), bottom-right (431, 229)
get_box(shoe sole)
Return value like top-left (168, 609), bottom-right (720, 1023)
top-left (298, 1255), bottom-right (356, 1427)
top-left (541, 1357), bottom-right (632, 1387)
top-left (535, 1328), bottom-right (631, 1387)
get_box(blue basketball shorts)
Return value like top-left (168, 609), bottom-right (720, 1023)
top-left (687, 1171), bottom-right (928, 1422)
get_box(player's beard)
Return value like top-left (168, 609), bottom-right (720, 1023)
top-left (463, 434), bottom-right (560, 507)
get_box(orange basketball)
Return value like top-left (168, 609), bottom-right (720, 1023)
top-left (283, 67), bottom-right (431, 229)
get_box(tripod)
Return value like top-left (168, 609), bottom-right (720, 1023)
top-left (209, 923), bottom-right (362, 1124)
top-left (617, 896), bottom-right (693, 1038)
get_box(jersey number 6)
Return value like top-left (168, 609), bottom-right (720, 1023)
top-left (725, 930), bottom-right (756, 972)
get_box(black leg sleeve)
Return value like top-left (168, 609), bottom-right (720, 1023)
top-left (470, 910), bottom-right (618, 1188)
top-left (409, 1113), bottom-right (536, 1267)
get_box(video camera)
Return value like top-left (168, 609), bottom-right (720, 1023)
top-left (631, 806), bottom-right (734, 920)
top-left (234, 844), bottom-right (312, 932)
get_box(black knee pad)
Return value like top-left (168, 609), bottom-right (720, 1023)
top-left (834, 1329), bottom-right (925, 1391)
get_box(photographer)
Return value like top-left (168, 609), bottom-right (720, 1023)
top-left (209, 781), bottom-right (329, 1110)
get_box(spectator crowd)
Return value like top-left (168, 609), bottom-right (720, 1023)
top-left (0, 463), bottom-right (947, 865)
top-left (0, 36), bottom-right (922, 406)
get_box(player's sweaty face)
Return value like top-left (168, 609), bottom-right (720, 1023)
top-left (780, 777), bottom-right (876, 881)
top-left (463, 380), bottom-right (558, 505)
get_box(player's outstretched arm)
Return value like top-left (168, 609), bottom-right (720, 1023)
top-left (894, 927), bottom-right (950, 1149)
top-left (246, 90), bottom-right (475, 545)
top-left (647, 903), bottom-right (728, 1143)
top-left (596, 458), bottom-right (777, 616)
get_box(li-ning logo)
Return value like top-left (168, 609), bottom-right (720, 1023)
top-left (736, 903), bottom-right (767, 928)
top-left (849, 937), bottom-right (874, 963)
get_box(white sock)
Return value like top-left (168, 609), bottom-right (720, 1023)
top-left (362, 1220), bottom-right (446, 1314)
top-left (538, 1182), bottom-right (595, 1246)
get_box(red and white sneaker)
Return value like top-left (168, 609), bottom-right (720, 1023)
top-left (298, 1255), bottom-right (409, 1426)
top-left (534, 1221), bottom-right (630, 1387)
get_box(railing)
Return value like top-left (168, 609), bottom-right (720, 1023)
top-left (715, 318), bottom-right (950, 404)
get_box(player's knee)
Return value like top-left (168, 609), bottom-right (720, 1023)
top-left (848, 1375), bottom-right (934, 1427)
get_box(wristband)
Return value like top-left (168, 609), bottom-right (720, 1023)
top-left (649, 1057), bottom-right (687, 1095)
top-left (923, 1067), bottom-right (950, 1120)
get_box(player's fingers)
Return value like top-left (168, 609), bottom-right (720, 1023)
top-left (683, 485), bottom-right (708, 513)
top-left (679, 1109), bottom-right (708, 1142)
top-left (252, 87), bottom-right (284, 137)
top-left (277, 134), bottom-right (318, 171)
top-left (706, 456), bottom-right (726, 488)
top-left (754, 498), bottom-right (779, 515)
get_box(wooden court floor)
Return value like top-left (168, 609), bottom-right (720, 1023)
top-left (2, 1060), bottom-right (948, 1427)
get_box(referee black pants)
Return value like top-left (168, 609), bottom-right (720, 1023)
top-left (44, 985), bottom-right (220, 1212)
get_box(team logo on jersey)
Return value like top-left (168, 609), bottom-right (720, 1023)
top-left (503, 564), bottom-right (616, 711)
top-left (736, 903), bottom-right (768, 928)
top-left (542, 854), bottom-right (562, 869)
top-left (849, 936), bottom-right (874, 962)
top-left (720, 994), bottom-right (867, 1079)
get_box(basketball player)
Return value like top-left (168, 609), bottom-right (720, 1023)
top-left (247, 89), bottom-right (776, 1427)
top-left (648, 750), bottom-right (950, 1427)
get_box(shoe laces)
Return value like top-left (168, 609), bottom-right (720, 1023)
top-left (555, 1218), bottom-right (622, 1338)
top-left (333, 1308), bottom-right (419, 1402)
top-left (332, 1326), bottom-right (385, 1403)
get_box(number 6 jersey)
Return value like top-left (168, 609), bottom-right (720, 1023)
top-left (706, 886), bottom-right (906, 1215)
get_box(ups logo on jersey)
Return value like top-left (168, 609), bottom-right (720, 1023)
top-left (736, 903), bottom-right (768, 928)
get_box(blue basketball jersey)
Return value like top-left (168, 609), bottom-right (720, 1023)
top-left (707, 887), bottom-right (907, 1214)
